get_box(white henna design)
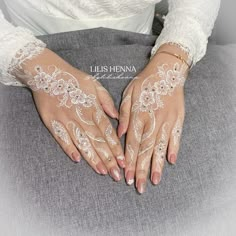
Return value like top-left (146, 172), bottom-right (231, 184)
top-left (85, 131), bottom-right (106, 143)
top-left (138, 141), bottom-right (155, 156)
top-left (127, 144), bottom-right (134, 166)
top-left (132, 111), bottom-right (143, 143)
top-left (139, 141), bottom-right (155, 169)
top-left (94, 103), bottom-right (105, 124)
top-left (132, 63), bottom-right (186, 142)
top-left (154, 123), bottom-right (169, 166)
top-left (75, 107), bottom-right (95, 126)
top-left (51, 120), bottom-right (70, 145)
top-left (172, 117), bottom-right (182, 146)
top-left (105, 124), bottom-right (117, 146)
top-left (24, 65), bottom-right (103, 126)
top-left (67, 122), bottom-right (97, 164)
top-left (141, 110), bottom-right (156, 141)
top-left (96, 148), bottom-right (112, 162)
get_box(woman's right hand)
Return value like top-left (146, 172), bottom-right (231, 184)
top-left (16, 48), bottom-right (125, 181)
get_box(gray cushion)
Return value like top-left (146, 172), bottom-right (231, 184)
top-left (0, 28), bottom-right (235, 236)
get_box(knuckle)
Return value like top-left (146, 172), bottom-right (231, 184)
top-left (105, 157), bottom-right (117, 167)
top-left (136, 169), bottom-right (147, 177)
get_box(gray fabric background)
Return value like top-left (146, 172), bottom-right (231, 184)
top-left (0, 28), bottom-right (236, 236)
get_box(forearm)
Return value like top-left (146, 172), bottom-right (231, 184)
top-left (151, 0), bottom-right (221, 66)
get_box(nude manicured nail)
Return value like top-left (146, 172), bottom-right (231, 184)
top-left (113, 107), bottom-right (119, 119)
top-left (117, 155), bottom-right (126, 168)
top-left (96, 163), bottom-right (108, 175)
top-left (110, 167), bottom-right (121, 181)
top-left (118, 124), bottom-right (125, 138)
top-left (169, 153), bottom-right (176, 164)
top-left (72, 152), bottom-right (81, 162)
top-left (152, 172), bottom-right (161, 185)
top-left (125, 171), bottom-right (134, 185)
top-left (137, 179), bottom-right (146, 194)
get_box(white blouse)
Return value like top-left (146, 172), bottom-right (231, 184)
top-left (0, 0), bottom-right (221, 87)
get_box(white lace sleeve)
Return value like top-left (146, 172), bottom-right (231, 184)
top-left (0, 10), bottom-right (46, 87)
top-left (151, 0), bottom-right (221, 66)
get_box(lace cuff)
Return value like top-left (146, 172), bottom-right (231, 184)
top-left (0, 27), bottom-right (46, 87)
top-left (150, 10), bottom-right (210, 67)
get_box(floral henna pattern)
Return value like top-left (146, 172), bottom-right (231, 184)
top-left (51, 120), bottom-right (70, 145)
top-left (24, 65), bottom-right (104, 126)
top-left (172, 117), bottom-right (182, 146)
top-left (105, 124), bottom-right (117, 146)
top-left (154, 123), bottom-right (169, 167)
top-left (132, 62), bottom-right (186, 142)
top-left (127, 144), bottom-right (134, 166)
top-left (67, 121), bottom-right (97, 164)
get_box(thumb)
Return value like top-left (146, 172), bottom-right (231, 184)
top-left (96, 84), bottom-right (119, 119)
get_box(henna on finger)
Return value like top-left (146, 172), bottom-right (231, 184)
top-left (91, 113), bottom-right (125, 168)
top-left (105, 124), bottom-right (117, 146)
top-left (167, 116), bottom-right (184, 164)
top-left (50, 119), bottom-right (81, 162)
top-left (139, 140), bottom-right (155, 170)
top-left (151, 122), bottom-right (169, 184)
top-left (67, 121), bottom-right (97, 165)
top-left (172, 116), bottom-right (182, 146)
top-left (131, 62), bottom-right (186, 144)
top-left (51, 120), bottom-right (70, 145)
top-left (154, 122), bottom-right (169, 165)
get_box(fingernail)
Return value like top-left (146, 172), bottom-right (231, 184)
top-left (117, 155), bottom-right (125, 168)
top-left (96, 162), bottom-right (108, 175)
top-left (169, 153), bottom-right (176, 164)
top-left (113, 107), bottom-right (119, 119)
top-left (152, 172), bottom-right (161, 185)
top-left (137, 179), bottom-right (146, 194)
top-left (118, 124), bottom-right (125, 138)
top-left (72, 152), bottom-right (81, 162)
top-left (125, 170), bottom-right (134, 185)
top-left (110, 167), bottom-right (121, 181)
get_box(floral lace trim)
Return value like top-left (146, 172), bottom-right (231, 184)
top-left (8, 41), bottom-right (46, 76)
top-left (0, 26), bottom-right (46, 87)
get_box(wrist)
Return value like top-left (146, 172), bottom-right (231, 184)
top-left (157, 43), bottom-right (189, 60)
top-left (152, 43), bottom-right (192, 71)
top-left (15, 48), bottom-right (77, 86)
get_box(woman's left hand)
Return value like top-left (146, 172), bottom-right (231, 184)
top-left (118, 45), bottom-right (190, 193)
